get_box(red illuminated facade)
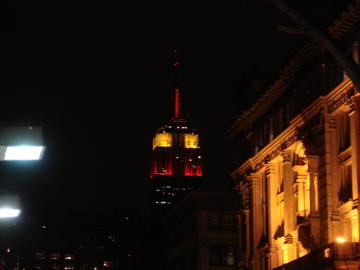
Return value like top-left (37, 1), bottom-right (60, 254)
top-left (150, 121), bottom-right (203, 179)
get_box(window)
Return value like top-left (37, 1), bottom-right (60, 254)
top-left (208, 213), bottom-right (235, 231)
top-left (352, 42), bottom-right (359, 64)
top-left (336, 112), bottom-right (350, 153)
top-left (224, 245), bottom-right (235, 266)
top-left (209, 245), bottom-right (235, 266)
top-left (209, 246), bottom-right (221, 265)
top-left (49, 253), bottom-right (60, 260)
top-left (35, 253), bottom-right (46, 260)
top-left (64, 254), bottom-right (74, 260)
top-left (50, 264), bottom-right (60, 270)
top-left (223, 215), bottom-right (235, 231)
top-left (338, 165), bottom-right (352, 203)
top-left (208, 214), bottom-right (220, 230)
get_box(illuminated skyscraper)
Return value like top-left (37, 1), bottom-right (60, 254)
top-left (149, 50), bottom-right (203, 207)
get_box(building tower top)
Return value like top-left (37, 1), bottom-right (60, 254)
top-left (171, 49), bottom-right (186, 123)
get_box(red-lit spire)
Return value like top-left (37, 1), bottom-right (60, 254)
top-left (171, 49), bottom-right (186, 123)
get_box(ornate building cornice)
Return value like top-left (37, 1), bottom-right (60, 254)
top-left (231, 78), bottom-right (359, 178)
top-left (328, 79), bottom-right (357, 113)
top-left (226, 1), bottom-right (360, 139)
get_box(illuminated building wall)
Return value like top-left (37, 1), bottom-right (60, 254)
top-left (226, 3), bottom-right (360, 270)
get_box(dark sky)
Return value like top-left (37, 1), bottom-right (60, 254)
top-left (0, 0), bottom-right (352, 220)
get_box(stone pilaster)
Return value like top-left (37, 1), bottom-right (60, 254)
top-left (349, 94), bottom-right (360, 203)
top-left (307, 155), bottom-right (320, 245)
top-left (265, 164), bottom-right (279, 269)
top-left (293, 165), bottom-right (309, 218)
top-left (349, 94), bottom-right (360, 243)
top-left (249, 173), bottom-right (261, 270)
top-left (282, 151), bottom-right (296, 235)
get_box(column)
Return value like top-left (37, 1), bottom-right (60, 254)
top-left (282, 151), bottom-right (295, 235)
top-left (307, 155), bottom-right (321, 245)
top-left (349, 93), bottom-right (360, 242)
top-left (293, 165), bottom-right (308, 218)
top-left (249, 173), bottom-right (260, 270)
top-left (349, 94), bottom-right (360, 203)
top-left (265, 164), bottom-right (279, 269)
top-left (282, 151), bottom-right (297, 263)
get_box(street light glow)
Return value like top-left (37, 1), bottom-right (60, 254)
top-left (336, 237), bottom-right (346, 243)
top-left (4, 146), bottom-right (45, 160)
top-left (0, 208), bottom-right (21, 218)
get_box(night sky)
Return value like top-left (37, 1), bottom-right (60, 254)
top-left (0, 0), bottom-right (351, 221)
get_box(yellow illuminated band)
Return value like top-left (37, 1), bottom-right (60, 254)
top-left (153, 132), bottom-right (172, 149)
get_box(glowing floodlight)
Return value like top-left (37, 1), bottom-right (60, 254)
top-left (0, 208), bottom-right (21, 218)
top-left (0, 126), bottom-right (45, 161)
top-left (4, 146), bottom-right (44, 160)
top-left (336, 237), bottom-right (346, 243)
top-left (0, 194), bottom-right (21, 219)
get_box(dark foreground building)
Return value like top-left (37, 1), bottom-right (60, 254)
top-left (163, 192), bottom-right (240, 270)
top-left (0, 211), bottom-right (142, 270)
top-left (140, 192), bottom-right (240, 270)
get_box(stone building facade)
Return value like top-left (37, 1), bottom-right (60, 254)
top-left (226, 1), bottom-right (360, 269)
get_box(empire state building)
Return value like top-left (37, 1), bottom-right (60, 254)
top-left (149, 50), bottom-right (203, 207)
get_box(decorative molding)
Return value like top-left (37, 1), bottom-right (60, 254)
top-left (226, 0), bottom-right (360, 138)
top-left (265, 164), bottom-right (275, 176)
top-left (328, 116), bottom-right (336, 129)
top-left (328, 82), bottom-right (356, 113)
top-left (281, 151), bottom-right (293, 164)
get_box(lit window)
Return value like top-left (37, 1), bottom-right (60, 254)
top-left (324, 248), bottom-right (331, 258)
top-left (225, 246), bottom-right (235, 265)
top-left (49, 253), bottom-right (60, 260)
top-left (103, 261), bottom-right (113, 268)
top-left (64, 254), bottom-right (74, 260)
top-left (336, 237), bottom-right (346, 243)
top-left (184, 134), bottom-right (199, 149)
top-left (153, 132), bottom-right (172, 149)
